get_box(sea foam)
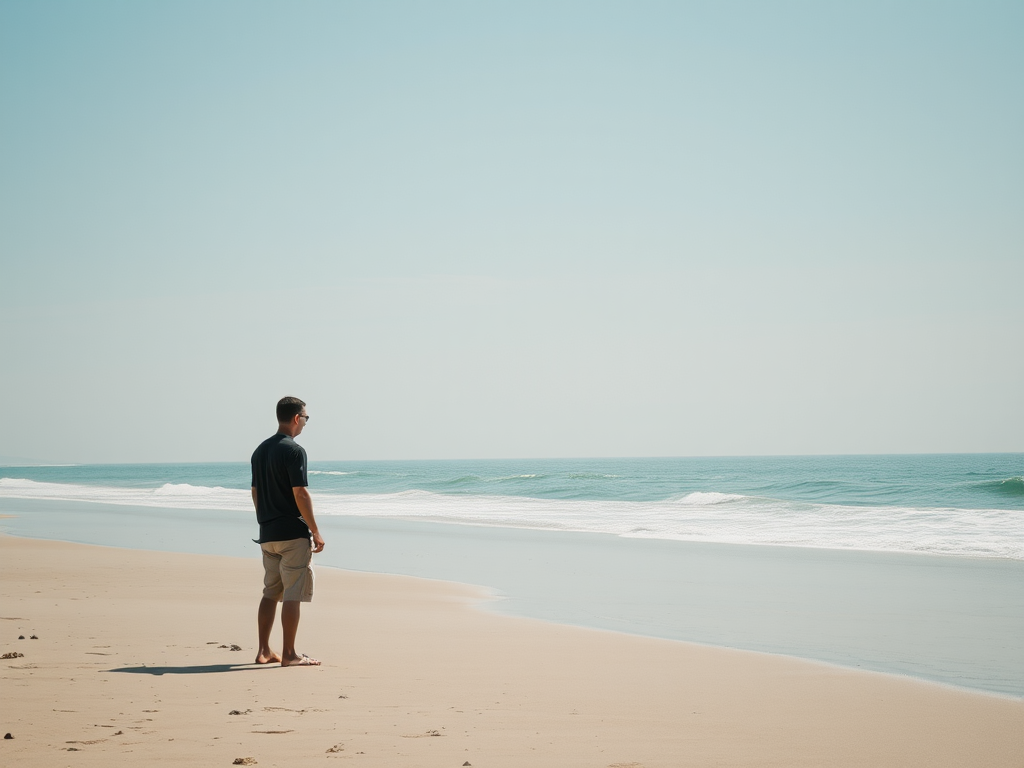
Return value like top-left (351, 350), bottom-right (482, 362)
top-left (0, 478), bottom-right (253, 511)
top-left (1, 477), bottom-right (1021, 560)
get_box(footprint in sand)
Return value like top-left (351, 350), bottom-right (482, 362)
top-left (262, 706), bottom-right (321, 714)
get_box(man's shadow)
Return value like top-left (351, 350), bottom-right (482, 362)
top-left (109, 663), bottom-right (277, 676)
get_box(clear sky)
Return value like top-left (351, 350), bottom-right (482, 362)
top-left (1, 1), bottom-right (1021, 463)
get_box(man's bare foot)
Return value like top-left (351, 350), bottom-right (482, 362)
top-left (255, 651), bottom-right (282, 664)
top-left (281, 654), bottom-right (321, 667)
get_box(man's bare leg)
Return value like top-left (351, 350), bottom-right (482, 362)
top-left (255, 597), bottom-right (282, 664)
top-left (280, 600), bottom-right (320, 666)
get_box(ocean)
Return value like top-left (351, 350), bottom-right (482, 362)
top-left (2, 454), bottom-right (1022, 558)
top-left (2, 454), bottom-right (1023, 698)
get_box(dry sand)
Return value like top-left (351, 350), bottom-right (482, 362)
top-left (1, 534), bottom-right (1021, 767)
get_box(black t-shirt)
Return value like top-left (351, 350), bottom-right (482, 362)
top-left (250, 433), bottom-right (310, 543)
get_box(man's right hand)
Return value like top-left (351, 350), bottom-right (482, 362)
top-left (311, 531), bottom-right (325, 553)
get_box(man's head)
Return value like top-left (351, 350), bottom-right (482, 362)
top-left (276, 396), bottom-right (309, 437)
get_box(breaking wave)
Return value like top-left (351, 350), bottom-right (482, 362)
top-left (1, 477), bottom-right (1021, 560)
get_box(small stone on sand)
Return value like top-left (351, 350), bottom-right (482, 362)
top-left (232, 758), bottom-right (257, 765)
top-left (30, 635), bottom-right (38, 639)
top-left (326, 744), bottom-right (344, 753)
top-left (4, 733), bottom-right (13, 739)
top-left (464, 762), bottom-right (472, 766)
top-left (2, 652), bottom-right (24, 659)
top-left (17, 635), bottom-right (24, 639)
top-left (229, 644), bottom-right (242, 651)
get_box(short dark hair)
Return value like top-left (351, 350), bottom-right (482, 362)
top-left (276, 396), bottom-right (306, 423)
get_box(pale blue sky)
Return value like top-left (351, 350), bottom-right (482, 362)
top-left (1, 1), bottom-right (1021, 462)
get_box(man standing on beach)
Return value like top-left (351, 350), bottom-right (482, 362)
top-left (250, 396), bottom-right (325, 667)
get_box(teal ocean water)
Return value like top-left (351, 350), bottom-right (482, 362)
top-left (2, 454), bottom-right (1023, 698)
top-left (2, 454), bottom-right (1022, 558)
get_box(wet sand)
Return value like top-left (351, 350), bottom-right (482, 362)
top-left (1, 534), bottom-right (1022, 767)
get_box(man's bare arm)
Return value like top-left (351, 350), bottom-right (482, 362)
top-left (293, 486), bottom-right (325, 553)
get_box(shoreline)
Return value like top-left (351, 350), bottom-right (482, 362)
top-left (2, 533), bottom-right (1023, 767)
top-left (5, 529), bottom-right (1018, 706)
top-left (2, 498), bottom-right (1024, 698)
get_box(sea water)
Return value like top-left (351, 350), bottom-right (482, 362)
top-left (1, 454), bottom-right (1022, 697)
top-left (1, 454), bottom-right (1022, 558)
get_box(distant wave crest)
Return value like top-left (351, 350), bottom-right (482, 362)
top-left (983, 476), bottom-right (1024, 497)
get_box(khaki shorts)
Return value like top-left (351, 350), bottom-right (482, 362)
top-left (261, 537), bottom-right (314, 603)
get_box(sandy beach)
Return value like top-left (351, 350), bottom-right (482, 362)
top-left (1, 534), bottom-right (1022, 767)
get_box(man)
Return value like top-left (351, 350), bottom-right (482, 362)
top-left (250, 396), bottom-right (325, 667)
